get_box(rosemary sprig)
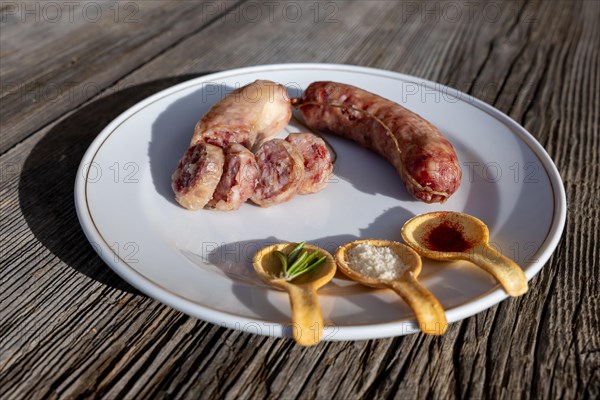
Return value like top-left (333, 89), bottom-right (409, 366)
top-left (273, 251), bottom-right (288, 274)
top-left (287, 241), bottom-right (305, 265)
top-left (278, 242), bottom-right (325, 282)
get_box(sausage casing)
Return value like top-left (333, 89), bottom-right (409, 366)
top-left (191, 80), bottom-right (291, 149)
top-left (294, 81), bottom-right (461, 203)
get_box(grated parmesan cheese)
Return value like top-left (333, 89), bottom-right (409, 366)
top-left (347, 243), bottom-right (406, 281)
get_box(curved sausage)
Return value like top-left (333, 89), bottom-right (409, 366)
top-left (250, 139), bottom-right (304, 207)
top-left (207, 144), bottom-right (259, 211)
top-left (285, 133), bottom-right (333, 194)
top-left (172, 143), bottom-right (225, 210)
top-left (191, 80), bottom-right (292, 149)
top-left (293, 81), bottom-right (461, 203)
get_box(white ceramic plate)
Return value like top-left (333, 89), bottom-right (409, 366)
top-left (75, 64), bottom-right (566, 340)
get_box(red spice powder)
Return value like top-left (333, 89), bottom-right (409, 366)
top-left (425, 221), bottom-right (473, 252)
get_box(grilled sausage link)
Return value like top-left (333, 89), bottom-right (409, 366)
top-left (293, 81), bottom-right (461, 203)
top-left (191, 79), bottom-right (291, 149)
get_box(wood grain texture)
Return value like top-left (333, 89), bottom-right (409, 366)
top-left (0, 0), bottom-right (242, 154)
top-left (1, 0), bottom-right (599, 399)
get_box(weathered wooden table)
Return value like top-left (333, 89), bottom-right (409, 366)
top-left (1, 1), bottom-right (598, 398)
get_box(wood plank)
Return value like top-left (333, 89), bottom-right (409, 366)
top-left (1, 0), bottom-right (599, 398)
top-left (0, 0), bottom-right (243, 154)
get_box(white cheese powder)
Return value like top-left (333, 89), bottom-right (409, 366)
top-left (347, 243), bottom-right (407, 281)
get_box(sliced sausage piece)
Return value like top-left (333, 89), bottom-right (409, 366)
top-left (293, 81), bottom-right (462, 203)
top-left (251, 139), bottom-right (304, 207)
top-left (172, 143), bottom-right (225, 210)
top-left (191, 80), bottom-right (292, 149)
top-left (207, 144), bottom-right (259, 211)
top-left (285, 133), bottom-right (333, 194)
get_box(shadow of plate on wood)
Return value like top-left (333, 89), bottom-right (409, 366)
top-left (19, 73), bottom-right (214, 293)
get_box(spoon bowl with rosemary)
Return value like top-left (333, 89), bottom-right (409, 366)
top-left (401, 211), bottom-right (528, 296)
top-left (335, 239), bottom-right (448, 335)
top-left (253, 242), bottom-right (336, 346)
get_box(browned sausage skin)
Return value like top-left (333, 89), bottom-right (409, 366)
top-left (191, 80), bottom-right (292, 149)
top-left (293, 81), bottom-right (461, 203)
top-left (171, 143), bottom-right (225, 210)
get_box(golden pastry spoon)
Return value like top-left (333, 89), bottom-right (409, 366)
top-left (335, 239), bottom-right (448, 335)
top-left (401, 211), bottom-right (528, 296)
top-left (253, 243), bottom-right (336, 346)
